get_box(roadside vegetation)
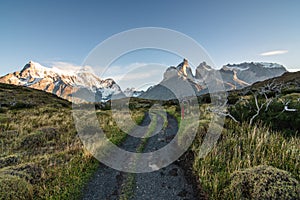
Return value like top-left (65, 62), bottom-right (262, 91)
top-left (190, 75), bottom-right (300, 199)
top-left (0, 83), bottom-right (97, 199)
top-left (192, 120), bottom-right (299, 199)
top-left (0, 83), bottom-right (145, 199)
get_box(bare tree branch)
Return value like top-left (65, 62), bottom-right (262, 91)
top-left (279, 99), bottom-right (297, 112)
top-left (249, 93), bottom-right (264, 125)
top-left (208, 100), bottom-right (240, 123)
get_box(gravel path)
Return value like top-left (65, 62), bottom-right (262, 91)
top-left (132, 114), bottom-right (197, 200)
top-left (81, 112), bottom-right (200, 200)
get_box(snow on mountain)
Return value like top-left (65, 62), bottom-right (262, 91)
top-left (0, 60), bottom-right (288, 102)
top-left (222, 65), bottom-right (249, 71)
top-left (225, 62), bottom-right (285, 70)
top-left (0, 61), bottom-right (123, 102)
top-left (221, 62), bottom-right (287, 87)
top-left (141, 59), bottom-right (288, 100)
top-left (255, 62), bottom-right (284, 69)
top-left (123, 88), bottom-right (144, 97)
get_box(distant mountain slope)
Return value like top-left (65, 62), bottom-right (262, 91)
top-left (0, 61), bottom-right (123, 102)
top-left (220, 62), bottom-right (287, 89)
top-left (123, 88), bottom-right (144, 97)
top-left (141, 59), bottom-right (287, 100)
top-left (248, 71), bottom-right (300, 90)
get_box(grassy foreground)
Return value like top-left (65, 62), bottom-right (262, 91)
top-left (192, 120), bottom-right (299, 199)
top-left (190, 92), bottom-right (300, 199)
top-left (0, 83), bottom-right (144, 199)
top-left (1, 80), bottom-right (299, 199)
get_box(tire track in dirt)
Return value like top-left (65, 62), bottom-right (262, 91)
top-left (82, 112), bottom-right (201, 200)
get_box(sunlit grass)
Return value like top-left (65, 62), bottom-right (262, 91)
top-left (192, 119), bottom-right (300, 199)
top-left (0, 84), bottom-right (146, 199)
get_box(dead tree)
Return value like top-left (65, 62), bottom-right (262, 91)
top-left (207, 99), bottom-right (240, 123)
top-left (247, 80), bottom-right (298, 125)
top-left (249, 93), bottom-right (269, 125)
top-left (280, 99), bottom-right (297, 112)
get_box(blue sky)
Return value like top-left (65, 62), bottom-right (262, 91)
top-left (1, 0), bottom-right (300, 79)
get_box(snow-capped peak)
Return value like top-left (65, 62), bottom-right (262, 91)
top-left (123, 87), bottom-right (144, 97)
top-left (22, 61), bottom-right (97, 78)
top-left (223, 62), bottom-right (285, 71)
top-left (222, 65), bottom-right (249, 71)
top-left (28, 61), bottom-right (46, 69)
top-left (255, 62), bottom-right (284, 69)
top-left (1, 61), bottom-right (123, 103)
top-left (51, 66), bottom-right (78, 76)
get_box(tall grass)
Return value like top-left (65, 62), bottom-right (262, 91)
top-left (0, 102), bottom-right (146, 199)
top-left (0, 105), bottom-right (100, 199)
top-left (192, 120), bottom-right (299, 199)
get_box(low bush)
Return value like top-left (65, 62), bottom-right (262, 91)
top-left (192, 121), bottom-right (300, 199)
top-left (223, 165), bottom-right (299, 199)
top-left (0, 155), bottom-right (19, 168)
top-left (20, 131), bottom-right (46, 150)
top-left (0, 174), bottom-right (33, 200)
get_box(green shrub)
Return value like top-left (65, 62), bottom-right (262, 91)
top-left (11, 102), bottom-right (35, 110)
top-left (192, 122), bottom-right (300, 199)
top-left (223, 165), bottom-right (300, 200)
top-left (12, 163), bottom-right (43, 184)
top-left (227, 93), bottom-right (239, 104)
top-left (20, 131), bottom-right (45, 149)
top-left (0, 155), bottom-right (19, 168)
top-left (0, 107), bottom-right (6, 113)
top-left (0, 174), bottom-right (33, 200)
top-left (229, 93), bottom-right (300, 136)
top-left (0, 114), bottom-right (7, 123)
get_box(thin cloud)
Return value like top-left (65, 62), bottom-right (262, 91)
top-left (50, 61), bottom-right (81, 71)
top-left (103, 62), bottom-right (167, 81)
top-left (49, 61), bottom-right (95, 74)
top-left (102, 62), bottom-right (149, 78)
top-left (118, 69), bottom-right (163, 81)
top-left (260, 50), bottom-right (288, 56)
top-left (103, 62), bottom-right (168, 89)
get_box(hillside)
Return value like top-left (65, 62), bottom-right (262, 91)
top-left (0, 82), bottom-right (146, 199)
top-left (0, 83), bottom-right (97, 199)
top-left (0, 82), bottom-right (125, 199)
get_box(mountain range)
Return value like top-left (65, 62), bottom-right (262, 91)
top-left (140, 59), bottom-right (287, 100)
top-left (0, 60), bottom-right (287, 102)
top-left (0, 61), bottom-right (123, 102)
